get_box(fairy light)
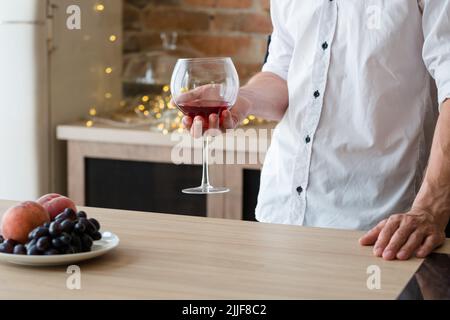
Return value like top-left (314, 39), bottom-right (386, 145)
top-left (162, 129), bottom-right (169, 135)
top-left (138, 104), bottom-right (145, 111)
top-left (156, 113), bottom-right (162, 119)
top-left (105, 67), bottom-right (113, 74)
top-left (105, 92), bottom-right (112, 99)
top-left (95, 4), bottom-right (105, 12)
top-left (142, 96), bottom-right (149, 102)
top-left (243, 118), bottom-right (250, 125)
top-left (248, 115), bottom-right (256, 120)
top-left (163, 85), bottom-right (170, 93)
top-left (89, 108), bottom-right (97, 116)
top-left (86, 120), bottom-right (94, 127)
top-left (109, 35), bottom-right (117, 42)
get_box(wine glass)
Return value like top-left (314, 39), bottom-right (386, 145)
top-left (170, 57), bottom-right (239, 194)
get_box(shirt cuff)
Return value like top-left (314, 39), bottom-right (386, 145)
top-left (261, 63), bottom-right (288, 81)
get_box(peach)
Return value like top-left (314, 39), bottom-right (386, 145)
top-left (37, 193), bottom-right (77, 220)
top-left (1, 201), bottom-right (50, 244)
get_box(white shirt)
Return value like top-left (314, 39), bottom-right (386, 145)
top-left (256, 0), bottom-right (450, 230)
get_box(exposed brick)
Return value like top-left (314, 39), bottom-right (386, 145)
top-left (183, 0), bottom-right (253, 9)
top-left (142, 8), bottom-right (210, 31)
top-left (127, 0), bottom-right (181, 9)
top-left (210, 12), bottom-right (272, 34)
top-left (257, 0), bottom-right (270, 12)
top-left (123, 33), bottom-right (163, 53)
top-left (178, 35), bottom-right (253, 57)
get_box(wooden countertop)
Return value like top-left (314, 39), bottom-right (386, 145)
top-left (0, 199), bottom-right (448, 299)
top-left (57, 122), bottom-right (274, 152)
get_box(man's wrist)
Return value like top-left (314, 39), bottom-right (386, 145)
top-left (234, 88), bottom-right (253, 120)
top-left (412, 180), bottom-right (450, 228)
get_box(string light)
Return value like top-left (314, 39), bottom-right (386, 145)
top-left (89, 108), bottom-right (97, 116)
top-left (86, 120), bottom-right (94, 127)
top-left (162, 85), bottom-right (170, 93)
top-left (105, 92), bottom-right (112, 99)
top-left (109, 35), bottom-right (117, 42)
top-left (95, 4), bottom-right (105, 12)
top-left (138, 104), bottom-right (145, 111)
top-left (105, 67), bottom-right (113, 74)
top-left (142, 96), bottom-right (149, 102)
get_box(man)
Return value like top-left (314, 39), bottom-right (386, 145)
top-left (183, 0), bottom-right (450, 260)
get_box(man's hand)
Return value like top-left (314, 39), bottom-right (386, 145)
top-left (359, 208), bottom-right (446, 260)
top-left (182, 95), bottom-right (251, 138)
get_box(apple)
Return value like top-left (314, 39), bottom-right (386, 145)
top-left (1, 201), bottom-right (50, 244)
top-left (36, 193), bottom-right (77, 220)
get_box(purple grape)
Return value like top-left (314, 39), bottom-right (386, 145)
top-left (36, 236), bottom-right (51, 251)
top-left (27, 245), bottom-right (42, 255)
top-left (28, 226), bottom-right (49, 240)
top-left (88, 218), bottom-right (100, 231)
top-left (60, 219), bottom-right (75, 233)
top-left (49, 221), bottom-right (62, 237)
top-left (13, 244), bottom-right (27, 255)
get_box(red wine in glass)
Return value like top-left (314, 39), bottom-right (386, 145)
top-left (177, 100), bottom-right (230, 127)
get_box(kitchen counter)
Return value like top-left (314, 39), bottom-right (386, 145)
top-left (1, 199), bottom-right (448, 299)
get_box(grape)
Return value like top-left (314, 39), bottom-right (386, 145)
top-left (0, 242), bottom-right (14, 254)
top-left (60, 219), bottom-right (75, 233)
top-left (88, 218), bottom-right (100, 231)
top-left (64, 208), bottom-right (77, 220)
top-left (0, 235), bottom-right (4, 243)
top-left (91, 231), bottom-right (102, 241)
top-left (27, 245), bottom-right (42, 255)
top-left (13, 244), bottom-right (27, 255)
top-left (43, 222), bottom-right (51, 228)
top-left (77, 211), bottom-right (87, 218)
top-left (44, 248), bottom-right (60, 255)
top-left (82, 219), bottom-right (96, 235)
top-left (70, 234), bottom-right (82, 253)
top-left (49, 221), bottom-right (62, 237)
top-left (54, 212), bottom-right (68, 221)
top-left (26, 238), bottom-right (37, 249)
top-left (59, 233), bottom-right (72, 246)
top-left (28, 226), bottom-right (49, 240)
top-left (81, 234), bottom-right (93, 250)
top-left (74, 222), bottom-right (86, 234)
top-left (36, 236), bottom-right (51, 252)
top-left (51, 237), bottom-right (66, 249)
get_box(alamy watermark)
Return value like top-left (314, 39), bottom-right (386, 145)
top-left (66, 265), bottom-right (81, 290)
top-left (366, 265), bottom-right (381, 290)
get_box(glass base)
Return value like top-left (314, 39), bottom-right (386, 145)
top-left (182, 185), bottom-right (230, 194)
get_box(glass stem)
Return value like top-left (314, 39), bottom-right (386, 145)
top-left (200, 135), bottom-right (211, 190)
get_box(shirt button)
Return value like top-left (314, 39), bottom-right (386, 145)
top-left (313, 90), bottom-right (320, 98)
top-left (305, 136), bottom-right (311, 144)
top-left (296, 186), bottom-right (303, 195)
top-left (322, 42), bottom-right (328, 50)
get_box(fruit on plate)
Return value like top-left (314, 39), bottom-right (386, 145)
top-left (0, 207), bottom-right (102, 255)
top-left (37, 193), bottom-right (77, 220)
top-left (0, 201), bottom-right (50, 244)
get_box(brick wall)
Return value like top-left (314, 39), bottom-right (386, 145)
top-left (123, 0), bottom-right (272, 82)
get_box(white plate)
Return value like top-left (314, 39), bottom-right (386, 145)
top-left (0, 231), bottom-right (119, 267)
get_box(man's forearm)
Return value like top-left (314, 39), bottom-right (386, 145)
top-left (413, 99), bottom-right (450, 228)
top-left (236, 71), bottom-right (289, 122)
